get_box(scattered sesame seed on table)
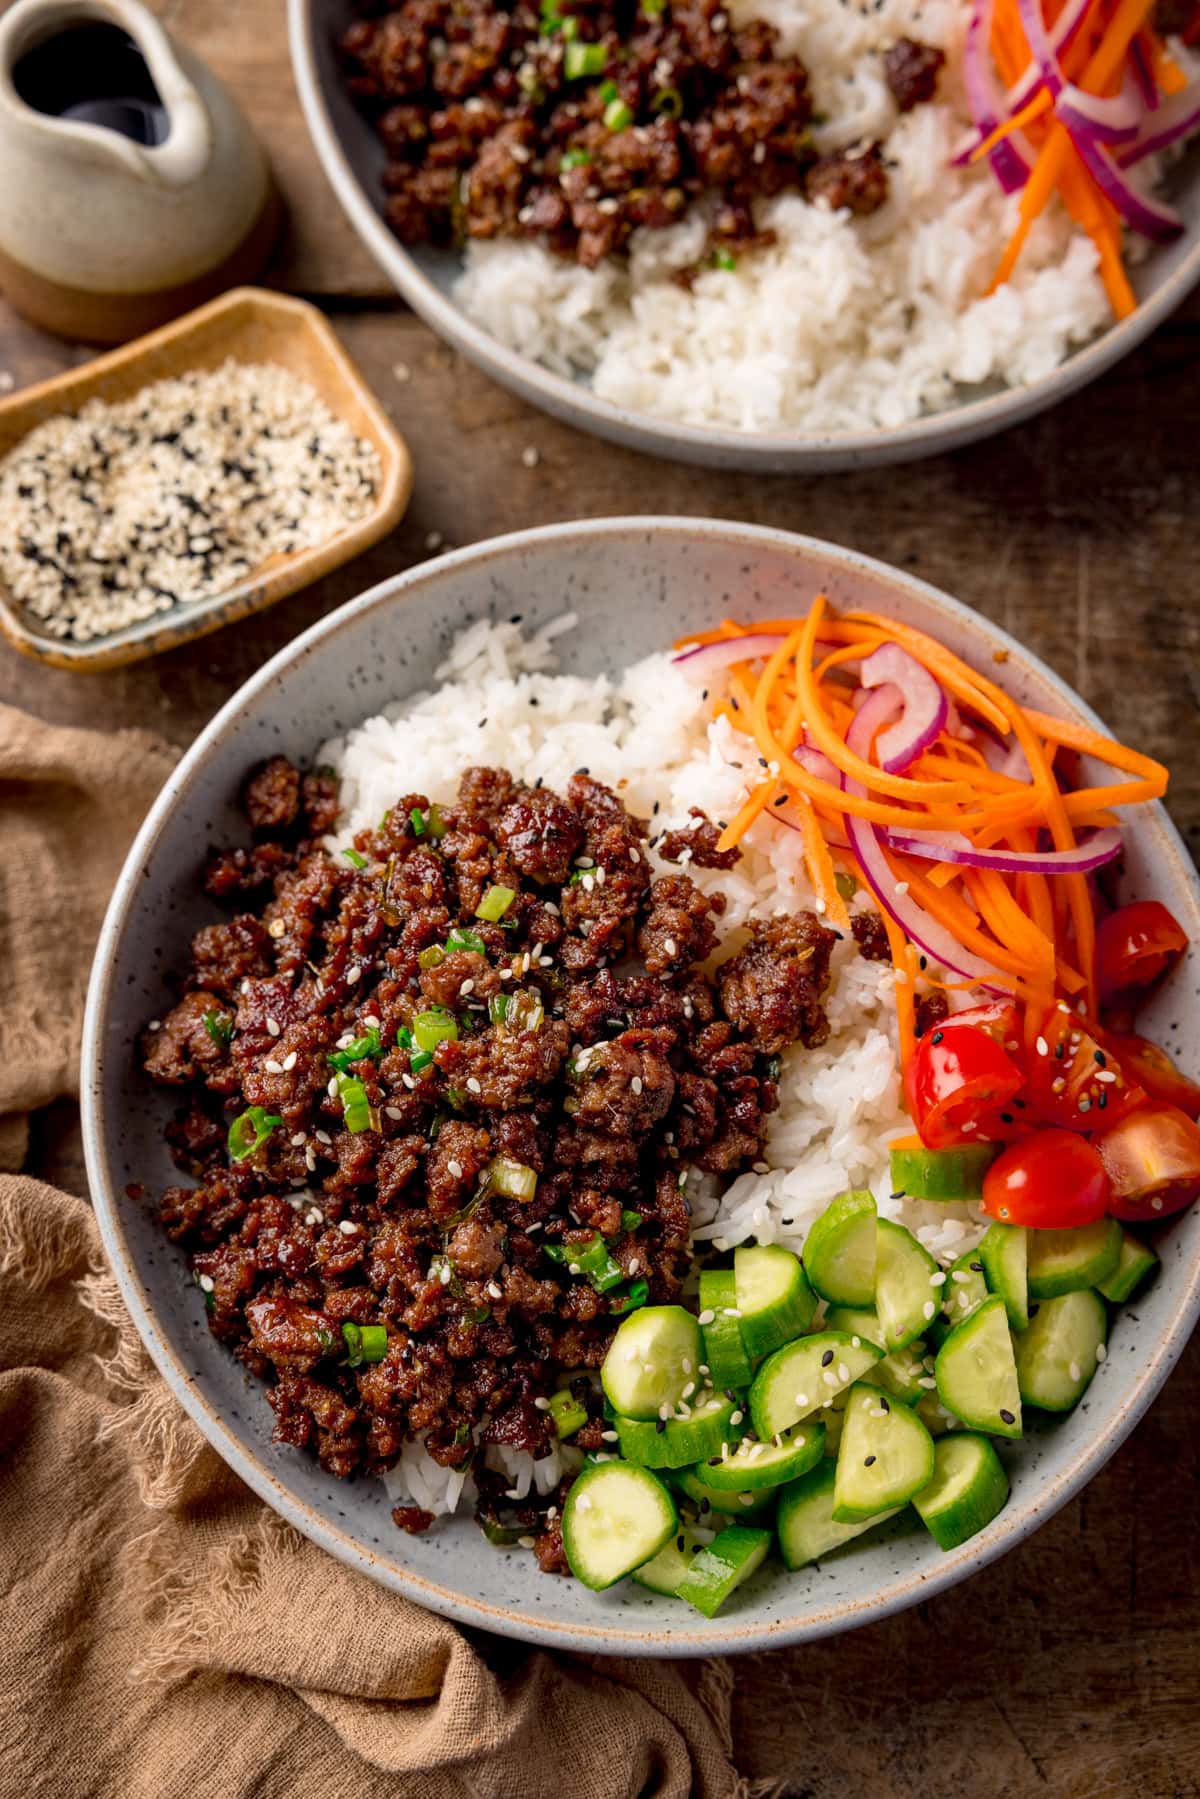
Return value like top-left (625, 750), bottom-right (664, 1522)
top-left (0, 359), bottom-right (381, 643)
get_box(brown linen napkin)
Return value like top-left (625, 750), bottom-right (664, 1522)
top-left (0, 704), bottom-right (179, 1169)
top-left (0, 706), bottom-right (749, 1799)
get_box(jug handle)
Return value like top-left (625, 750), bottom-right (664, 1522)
top-left (119, 0), bottom-right (212, 189)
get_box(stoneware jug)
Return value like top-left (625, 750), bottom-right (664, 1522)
top-left (0, 0), bottom-right (279, 343)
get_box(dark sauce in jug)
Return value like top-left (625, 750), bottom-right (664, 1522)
top-left (13, 22), bottom-right (168, 146)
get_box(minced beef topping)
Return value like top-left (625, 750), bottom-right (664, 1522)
top-left (337, 0), bottom-right (942, 269)
top-left (143, 757), bottom-right (850, 1555)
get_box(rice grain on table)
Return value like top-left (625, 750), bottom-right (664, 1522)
top-left (0, 359), bottom-right (381, 643)
top-left (330, 616), bottom-right (990, 1517)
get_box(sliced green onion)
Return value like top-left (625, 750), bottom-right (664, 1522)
top-left (466, 1305), bottom-right (492, 1325)
top-left (410, 1048), bottom-right (434, 1074)
top-left (609, 1277), bottom-right (650, 1315)
top-left (505, 989), bottom-right (544, 1035)
top-left (651, 85), bottom-right (682, 118)
top-left (228, 1106), bottom-right (282, 1162)
top-left (712, 247), bottom-right (737, 271)
top-left (560, 147), bottom-right (592, 169)
top-left (603, 96), bottom-right (633, 130)
top-left (202, 1010), bottom-right (232, 1050)
top-left (835, 870), bottom-right (858, 902)
top-left (545, 1235), bottom-right (623, 1290)
top-left (561, 15), bottom-right (579, 37)
top-left (316, 1325), bottom-right (333, 1353)
top-left (620, 1208), bottom-right (643, 1233)
top-left (342, 1321), bottom-right (388, 1367)
top-left (642, 0), bottom-right (666, 14)
top-left (336, 1073), bottom-right (375, 1133)
top-left (328, 1026), bottom-right (383, 1073)
top-left (548, 1387), bottom-right (588, 1439)
top-left (765, 1054), bottom-right (782, 1083)
top-left (417, 944), bottom-right (446, 971)
top-left (488, 993), bottom-right (510, 1026)
top-left (565, 40), bottom-right (606, 78)
top-left (413, 1009), bottom-right (458, 1052)
top-left (598, 77), bottom-right (618, 102)
top-left (487, 1156), bottom-right (538, 1202)
top-left (480, 1516), bottom-right (526, 1546)
top-left (445, 927), bottom-right (486, 954)
top-left (410, 806), bottom-right (427, 837)
top-left (426, 803), bottom-right (447, 840)
top-left (342, 847), bottom-right (368, 869)
top-left (476, 884), bottom-right (516, 923)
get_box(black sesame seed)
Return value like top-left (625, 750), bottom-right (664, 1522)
top-left (821, 1350), bottom-right (834, 1367)
top-left (864, 1455), bottom-right (876, 1466)
top-left (931, 1030), bottom-right (944, 1045)
top-left (999, 1408), bottom-right (1015, 1424)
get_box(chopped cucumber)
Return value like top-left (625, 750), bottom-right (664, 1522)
top-left (1014, 1290), bottom-right (1107, 1412)
top-left (889, 1141), bottom-right (999, 1202)
top-left (748, 1330), bottom-right (883, 1438)
top-left (913, 1432), bottom-right (1009, 1551)
top-left (734, 1244), bottom-right (817, 1360)
top-left (615, 1392), bottom-right (737, 1470)
top-left (822, 1304), bottom-right (884, 1347)
top-left (979, 1223), bottom-right (1029, 1331)
top-left (1026, 1218), bottom-right (1122, 1299)
top-left (915, 1389), bottom-right (963, 1438)
top-left (698, 1420), bottom-right (825, 1493)
top-left (561, 1461), bottom-right (677, 1590)
top-left (671, 1466), bottom-right (777, 1522)
top-left (876, 1219), bottom-right (941, 1352)
top-left (676, 1523), bottom-right (772, 1617)
top-left (832, 1381), bottom-right (935, 1522)
top-left (698, 1269), bottom-right (754, 1387)
top-left (935, 1294), bottom-right (1022, 1438)
top-left (776, 1458), bottom-right (902, 1569)
top-left (935, 1248), bottom-right (990, 1340)
top-left (823, 1307), bottom-right (926, 1405)
top-left (633, 1525), bottom-right (705, 1596)
top-left (600, 1305), bottom-right (703, 1421)
top-left (802, 1189), bottom-right (877, 1306)
top-left (816, 1396), bottom-right (849, 1455)
top-left (1096, 1229), bottom-right (1158, 1304)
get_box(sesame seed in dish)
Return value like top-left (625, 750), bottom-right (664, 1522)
top-left (0, 360), bottom-right (380, 644)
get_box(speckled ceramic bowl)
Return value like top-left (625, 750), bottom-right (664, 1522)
top-left (289, 0), bottom-right (1200, 473)
top-left (83, 519), bottom-right (1200, 1655)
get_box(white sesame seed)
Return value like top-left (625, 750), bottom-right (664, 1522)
top-left (1096, 1343), bottom-right (1107, 1362)
top-left (264, 1058), bottom-right (282, 1074)
top-left (521, 446), bottom-right (540, 468)
top-left (697, 1309), bottom-right (715, 1326)
top-left (664, 937), bottom-right (678, 957)
top-left (402, 1073), bottom-right (416, 1090)
top-left (425, 531), bottom-right (444, 551)
top-left (315, 1131), bottom-right (332, 1146)
top-left (838, 1364), bottom-right (850, 1382)
top-left (305, 1208), bottom-right (323, 1226)
top-left (439, 1262), bottom-right (452, 1285)
top-left (930, 1272), bottom-right (947, 1286)
top-left (1036, 1035), bottom-right (1049, 1056)
top-left (447, 1159), bottom-right (464, 1179)
top-left (266, 1017), bottom-right (281, 1037)
top-left (327, 1076), bottom-right (339, 1099)
top-left (198, 1274), bottom-right (214, 1293)
top-left (918, 1376), bottom-right (937, 1389)
top-left (346, 965), bottom-right (362, 985)
top-left (290, 1132), bottom-right (306, 1147)
top-left (1095, 1069), bottom-right (1118, 1083)
top-left (282, 1051), bottom-right (297, 1071)
top-left (268, 918), bottom-right (286, 939)
top-left (338, 1220), bottom-right (358, 1237)
top-left (385, 1105), bottom-right (402, 1120)
top-left (631, 1075), bottom-right (644, 1095)
top-left (517, 1535), bottom-right (536, 1549)
top-left (487, 1281), bottom-right (502, 1300)
top-left (392, 362), bottom-right (411, 383)
top-left (466, 1077), bottom-right (482, 1094)
top-left (922, 1300), bottom-right (937, 1320)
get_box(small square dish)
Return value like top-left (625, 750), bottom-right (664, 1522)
top-left (0, 286), bottom-right (414, 671)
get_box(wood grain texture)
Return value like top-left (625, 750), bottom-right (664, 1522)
top-left (2, 1), bottom-right (1199, 1789)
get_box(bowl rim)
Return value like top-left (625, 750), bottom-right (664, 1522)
top-left (82, 517), bottom-right (1200, 1655)
top-left (287, 0), bottom-right (1200, 472)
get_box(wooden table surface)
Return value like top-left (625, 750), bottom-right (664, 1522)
top-left (5, 2), bottom-right (1199, 1792)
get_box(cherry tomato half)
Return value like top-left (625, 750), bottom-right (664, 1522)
top-left (1093, 1103), bottom-right (1200, 1222)
top-left (1098, 1032), bottom-right (1200, 1123)
top-left (1096, 901), bottom-right (1189, 1006)
top-left (982, 1129), bottom-right (1112, 1228)
top-left (946, 1000), bottom-right (1023, 1054)
top-left (909, 1023), bottom-right (1024, 1149)
top-left (1025, 1005), bottom-right (1145, 1132)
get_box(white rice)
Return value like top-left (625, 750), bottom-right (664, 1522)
top-left (331, 619), bottom-right (987, 1513)
top-left (454, 0), bottom-right (1116, 434)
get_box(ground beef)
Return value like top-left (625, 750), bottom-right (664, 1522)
top-left (914, 990), bottom-right (951, 1039)
top-left (851, 910), bottom-right (891, 964)
top-left (806, 141), bottom-right (889, 216)
top-left (143, 759), bottom-right (837, 1564)
top-left (338, 0), bottom-right (932, 269)
top-left (656, 808), bottom-right (741, 870)
top-left (717, 912), bottom-right (836, 1054)
top-left (884, 37), bottom-right (944, 111)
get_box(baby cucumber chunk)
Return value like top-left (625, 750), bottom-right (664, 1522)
top-left (671, 1466), bottom-right (777, 1522)
top-left (934, 1249), bottom-right (990, 1342)
top-left (876, 1218), bottom-right (941, 1352)
top-left (935, 1294), bottom-right (1022, 1438)
top-left (1096, 1229), bottom-right (1158, 1304)
top-left (749, 1330), bottom-right (883, 1439)
top-left (1014, 1289), bottom-right (1108, 1412)
top-left (913, 1432), bottom-right (1010, 1551)
top-left (698, 1420), bottom-right (825, 1493)
top-left (734, 1244), bottom-right (817, 1360)
top-left (615, 1391), bottom-right (738, 1469)
top-left (676, 1523), bottom-right (772, 1617)
top-left (832, 1381), bottom-right (935, 1522)
top-left (823, 1307), bottom-right (926, 1405)
top-left (889, 1142), bottom-right (999, 1202)
top-left (698, 1269), bottom-right (755, 1387)
top-left (632, 1525), bottom-right (706, 1596)
top-left (979, 1223), bottom-right (1028, 1330)
top-left (1026, 1218), bottom-right (1122, 1299)
top-left (803, 1189), bottom-right (877, 1307)
top-left (562, 1461), bottom-right (677, 1590)
top-left (601, 1305), bottom-right (703, 1420)
top-left (777, 1458), bottom-right (903, 1569)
